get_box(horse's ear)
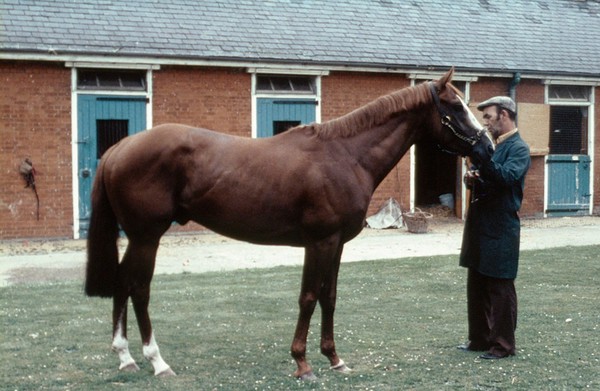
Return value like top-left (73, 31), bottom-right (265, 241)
top-left (435, 67), bottom-right (455, 90)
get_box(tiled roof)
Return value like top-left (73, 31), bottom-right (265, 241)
top-left (1, 0), bottom-right (600, 76)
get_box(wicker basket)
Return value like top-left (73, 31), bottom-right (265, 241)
top-left (402, 208), bottom-right (433, 234)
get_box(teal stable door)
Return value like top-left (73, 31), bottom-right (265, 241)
top-left (257, 98), bottom-right (316, 137)
top-left (546, 154), bottom-right (591, 216)
top-left (77, 95), bottom-right (147, 237)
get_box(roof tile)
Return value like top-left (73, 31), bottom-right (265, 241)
top-left (1, 0), bottom-right (599, 76)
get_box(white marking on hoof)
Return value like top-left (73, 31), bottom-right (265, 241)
top-left (330, 359), bottom-right (351, 373)
top-left (112, 325), bottom-right (138, 371)
top-left (143, 332), bottom-right (173, 376)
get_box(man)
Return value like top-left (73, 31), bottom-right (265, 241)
top-left (458, 96), bottom-right (531, 359)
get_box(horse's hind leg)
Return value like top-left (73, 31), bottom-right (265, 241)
top-left (112, 291), bottom-right (140, 371)
top-left (119, 236), bottom-right (175, 376)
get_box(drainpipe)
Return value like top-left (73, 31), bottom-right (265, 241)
top-left (508, 72), bottom-right (521, 125)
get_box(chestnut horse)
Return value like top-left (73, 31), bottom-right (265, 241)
top-left (85, 68), bottom-right (493, 379)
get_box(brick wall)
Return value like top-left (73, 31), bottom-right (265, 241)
top-left (153, 66), bottom-right (252, 136)
top-left (1, 61), bottom-right (596, 239)
top-left (0, 62), bottom-right (73, 239)
top-left (521, 156), bottom-right (545, 217)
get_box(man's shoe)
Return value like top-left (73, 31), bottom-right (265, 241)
top-left (479, 352), bottom-right (507, 360)
top-left (457, 343), bottom-right (487, 352)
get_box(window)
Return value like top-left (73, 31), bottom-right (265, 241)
top-left (256, 75), bottom-right (315, 93)
top-left (78, 69), bottom-right (146, 91)
top-left (97, 119), bottom-right (128, 158)
top-left (549, 107), bottom-right (587, 155)
top-left (546, 83), bottom-right (593, 155)
top-left (548, 85), bottom-right (589, 102)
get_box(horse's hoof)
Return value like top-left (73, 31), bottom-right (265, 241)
top-left (120, 362), bottom-right (140, 372)
top-left (330, 359), bottom-right (352, 374)
top-left (297, 371), bottom-right (317, 381)
top-left (156, 367), bottom-right (177, 377)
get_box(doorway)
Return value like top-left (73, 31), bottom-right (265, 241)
top-left (77, 95), bottom-right (147, 237)
top-left (414, 142), bottom-right (458, 210)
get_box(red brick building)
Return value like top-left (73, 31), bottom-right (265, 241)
top-left (2, 1), bottom-right (600, 239)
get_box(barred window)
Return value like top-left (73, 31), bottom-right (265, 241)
top-left (78, 69), bottom-right (146, 91)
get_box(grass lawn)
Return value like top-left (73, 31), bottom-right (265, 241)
top-left (1, 245), bottom-right (599, 390)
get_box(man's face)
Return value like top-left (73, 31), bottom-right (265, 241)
top-left (482, 106), bottom-right (502, 139)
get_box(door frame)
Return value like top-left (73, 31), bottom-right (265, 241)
top-left (250, 70), bottom-right (325, 138)
top-left (544, 82), bottom-right (596, 217)
top-left (70, 66), bottom-right (154, 239)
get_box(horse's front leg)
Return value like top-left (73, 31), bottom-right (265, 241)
top-left (319, 242), bottom-right (351, 374)
top-left (291, 287), bottom-right (318, 380)
top-left (291, 235), bottom-right (348, 380)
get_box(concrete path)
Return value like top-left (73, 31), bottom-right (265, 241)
top-left (1, 216), bottom-right (599, 286)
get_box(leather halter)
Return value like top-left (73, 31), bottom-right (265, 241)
top-left (428, 82), bottom-right (486, 147)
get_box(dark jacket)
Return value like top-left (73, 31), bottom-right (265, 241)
top-left (460, 132), bottom-right (531, 279)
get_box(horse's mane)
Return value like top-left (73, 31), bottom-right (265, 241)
top-left (313, 81), bottom-right (433, 140)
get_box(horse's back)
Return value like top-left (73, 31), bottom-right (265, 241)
top-left (100, 123), bottom-right (369, 244)
top-left (100, 123), bottom-right (290, 235)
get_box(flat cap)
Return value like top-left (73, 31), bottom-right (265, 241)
top-left (477, 96), bottom-right (516, 114)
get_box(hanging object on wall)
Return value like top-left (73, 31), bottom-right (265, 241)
top-left (19, 157), bottom-right (40, 220)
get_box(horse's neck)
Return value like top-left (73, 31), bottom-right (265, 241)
top-left (345, 114), bottom-right (423, 189)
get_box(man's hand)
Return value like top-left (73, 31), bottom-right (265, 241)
top-left (464, 169), bottom-right (480, 188)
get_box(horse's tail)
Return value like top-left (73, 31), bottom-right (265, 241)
top-left (84, 159), bottom-right (119, 298)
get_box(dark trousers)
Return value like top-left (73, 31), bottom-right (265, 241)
top-left (467, 268), bottom-right (517, 356)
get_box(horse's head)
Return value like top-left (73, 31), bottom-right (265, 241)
top-left (429, 68), bottom-right (494, 165)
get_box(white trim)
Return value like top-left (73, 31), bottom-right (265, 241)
top-left (315, 75), bottom-right (323, 124)
top-left (408, 72), bottom-right (478, 82)
top-left (248, 67), bottom-right (329, 76)
top-left (545, 100), bottom-right (592, 106)
top-left (250, 71), bottom-right (322, 139)
top-left (254, 93), bottom-right (318, 99)
top-left (409, 79), bottom-right (417, 212)
top-left (588, 90), bottom-right (595, 215)
top-left (71, 68), bottom-right (80, 239)
top-left (146, 69), bottom-right (154, 128)
top-left (409, 146), bottom-right (416, 212)
top-left (65, 61), bottom-right (160, 70)
top-left (543, 154), bottom-right (549, 218)
top-left (71, 66), bottom-right (153, 238)
top-left (76, 90), bottom-right (150, 97)
top-left (543, 79), bottom-right (600, 86)
top-left (251, 73), bottom-right (257, 138)
top-left (543, 84), bottom-right (595, 216)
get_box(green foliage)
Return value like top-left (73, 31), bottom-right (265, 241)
top-left (1, 246), bottom-right (598, 390)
